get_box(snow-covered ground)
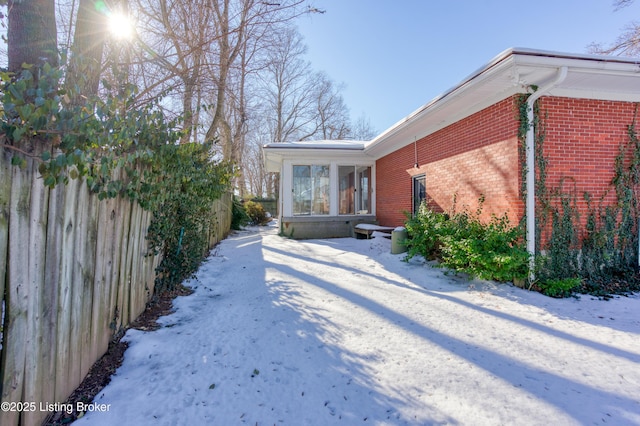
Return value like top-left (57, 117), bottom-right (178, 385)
top-left (79, 223), bottom-right (640, 425)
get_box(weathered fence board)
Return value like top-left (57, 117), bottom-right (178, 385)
top-left (108, 197), bottom-right (126, 337)
top-left (0, 149), bottom-right (232, 426)
top-left (128, 202), bottom-right (144, 321)
top-left (90, 195), bottom-right (116, 368)
top-left (45, 184), bottom-right (64, 405)
top-left (2, 156), bottom-right (32, 426)
top-left (117, 200), bottom-right (133, 329)
top-left (0, 150), bottom-right (9, 355)
top-left (208, 193), bottom-right (232, 248)
top-left (54, 175), bottom-right (76, 404)
top-left (78, 183), bottom-right (97, 386)
top-left (22, 155), bottom-right (50, 426)
top-left (69, 178), bottom-right (87, 397)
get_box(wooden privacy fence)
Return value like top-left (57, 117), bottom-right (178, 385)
top-left (0, 150), bottom-right (232, 426)
top-left (206, 192), bottom-right (233, 250)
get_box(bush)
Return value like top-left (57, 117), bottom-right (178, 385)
top-left (0, 67), bottom-right (234, 295)
top-left (231, 197), bottom-right (251, 230)
top-left (404, 201), bottom-right (530, 283)
top-left (404, 203), bottom-right (449, 260)
top-left (144, 142), bottom-right (232, 293)
top-left (536, 277), bottom-right (582, 298)
top-left (244, 200), bottom-right (271, 225)
top-left (440, 212), bottom-right (529, 282)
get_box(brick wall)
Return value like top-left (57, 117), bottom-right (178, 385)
top-left (537, 97), bottom-right (638, 231)
top-left (376, 97), bottom-right (523, 227)
top-left (375, 95), bottom-right (638, 241)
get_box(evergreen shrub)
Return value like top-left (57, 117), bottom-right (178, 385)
top-left (404, 200), bottom-right (530, 283)
top-left (231, 197), bottom-right (251, 230)
top-left (244, 200), bottom-right (271, 225)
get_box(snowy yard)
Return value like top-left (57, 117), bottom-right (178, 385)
top-left (79, 223), bottom-right (640, 425)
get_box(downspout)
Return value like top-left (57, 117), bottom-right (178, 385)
top-left (526, 66), bottom-right (568, 280)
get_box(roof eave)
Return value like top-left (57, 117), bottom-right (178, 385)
top-left (263, 144), bottom-right (372, 173)
top-left (364, 48), bottom-right (640, 159)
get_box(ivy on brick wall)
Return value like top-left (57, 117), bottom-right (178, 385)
top-left (517, 94), bottom-right (640, 296)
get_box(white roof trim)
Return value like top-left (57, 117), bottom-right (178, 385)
top-left (263, 140), bottom-right (372, 173)
top-left (364, 48), bottom-right (640, 159)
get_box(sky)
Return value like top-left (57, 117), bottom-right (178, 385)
top-left (296, 0), bottom-right (640, 134)
top-left (78, 224), bottom-right (640, 425)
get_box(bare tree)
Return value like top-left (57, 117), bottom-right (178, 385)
top-left (242, 25), bottom-right (357, 197)
top-left (313, 72), bottom-right (351, 140)
top-left (204, 1), bottom-right (307, 153)
top-left (257, 27), bottom-right (319, 142)
top-left (124, 0), bottom-right (309, 150)
top-left (242, 136), bottom-right (268, 196)
top-left (350, 113), bottom-right (377, 140)
top-left (589, 0), bottom-right (640, 56)
top-left (255, 27), bottom-right (354, 143)
top-left (158, 0), bottom-right (211, 142)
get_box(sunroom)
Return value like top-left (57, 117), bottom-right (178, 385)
top-left (263, 140), bottom-right (377, 239)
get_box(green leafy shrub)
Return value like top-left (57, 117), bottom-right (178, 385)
top-left (143, 142), bottom-right (232, 293)
top-left (536, 277), bottom-right (582, 298)
top-left (231, 197), bottom-right (251, 230)
top-left (244, 200), bottom-right (271, 225)
top-left (517, 97), bottom-right (639, 297)
top-left (404, 200), bottom-right (530, 283)
top-left (440, 212), bottom-right (529, 282)
top-left (404, 203), bottom-right (449, 260)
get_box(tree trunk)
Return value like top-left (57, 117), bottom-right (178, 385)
top-left (8, 0), bottom-right (58, 73)
top-left (181, 75), bottom-right (195, 144)
top-left (66, 0), bottom-right (108, 102)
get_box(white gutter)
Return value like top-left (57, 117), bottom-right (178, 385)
top-left (526, 66), bottom-right (568, 280)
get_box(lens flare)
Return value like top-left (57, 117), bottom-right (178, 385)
top-left (108, 12), bottom-right (135, 40)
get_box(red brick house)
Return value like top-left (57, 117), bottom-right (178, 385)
top-left (264, 48), bottom-right (640, 259)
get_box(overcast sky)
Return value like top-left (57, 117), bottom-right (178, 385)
top-left (297, 0), bottom-right (640, 134)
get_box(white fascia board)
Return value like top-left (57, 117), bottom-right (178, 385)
top-left (264, 146), bottom-right (373, 173)
top-left (266, 140), bottom-right (366, 148)
top-left (551, 89), bottom-right (640, 102)
top-left (511, 48), bottom-right (640, 70)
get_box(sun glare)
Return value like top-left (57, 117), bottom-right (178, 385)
top-left (108, 12), bottom-right (135, 40)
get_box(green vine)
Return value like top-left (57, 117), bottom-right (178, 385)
top-left (516, 94), bottom-right (640, 296)
top-left (2, 63), bottom-right (233, 294)
top-left (516, 93), bottom-right (530, 209)
top-left (1, 64), bottom-right (175, 198)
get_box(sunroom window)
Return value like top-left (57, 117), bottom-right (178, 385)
top-left (339, 166), bottom-right (371, 215)
top-left (293, 165), bottom-right (330, 215)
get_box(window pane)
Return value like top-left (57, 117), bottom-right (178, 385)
top-left (293, 165), bottom-right (311, 215)
top-left (311, 165), bottom-right (330, 215)
top-left (357, 166), bottom-right (371, 214)
top-left (293, 165), bottom-right (329, 216)
top-left (339, 166), bottom-right (355, 215)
